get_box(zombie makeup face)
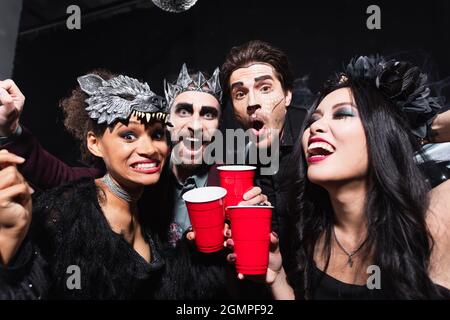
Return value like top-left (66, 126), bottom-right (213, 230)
top-left (168, 90), bottom-right (221, 168)
top-left (229, 63), bottom-right (292, 149)
top-left (164, 64), bottom-right (222, 168)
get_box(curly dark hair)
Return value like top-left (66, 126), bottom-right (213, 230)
top-left (59, 69), bottom-right (115, 166)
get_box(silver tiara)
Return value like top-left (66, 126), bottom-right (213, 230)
top-left (164, 63), bottom-right (222, 107)
top-left (78, 74), bottom-right (171, 126)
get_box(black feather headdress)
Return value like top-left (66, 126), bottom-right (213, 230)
top-left (330, 55), bottom-right (443, 141)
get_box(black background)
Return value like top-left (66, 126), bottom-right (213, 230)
top-left (12, 0), bottom-right (450, 165)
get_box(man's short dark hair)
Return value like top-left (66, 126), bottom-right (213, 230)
top-left (221, 40), bottom-right (294, 94)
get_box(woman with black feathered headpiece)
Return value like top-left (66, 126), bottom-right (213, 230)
top-left (257, 56), bottom-right (450, 299)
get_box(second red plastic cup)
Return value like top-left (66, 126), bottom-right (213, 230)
top-left (227, 205), bottom-right (273, 275)
top-left (217, 165), bottom-right (256, 218)
top-left (182, 186), bottom-right (227, 253)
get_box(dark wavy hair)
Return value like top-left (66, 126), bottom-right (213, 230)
top-left (221, 40), bottom-right (294, 94)
top-left (288, 68), bottom-right (448, 299)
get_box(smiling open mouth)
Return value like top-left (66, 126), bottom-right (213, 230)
top-left (131, 162), bottom-right (159, 169)
top-left (183, 137), bottom-right (202, 150)
top-left (179, 136), bottom-right (212, 152)
top-left (130, 160), bottom-right (161, 174)
top-left (307, 142), bottom-right (335, 162)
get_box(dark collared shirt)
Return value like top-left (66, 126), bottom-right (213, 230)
top-left (168, 162), bottom-right (209, 247)
top-left (252, 105), bottom-right (308, 260)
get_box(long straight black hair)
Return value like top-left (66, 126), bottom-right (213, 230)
top-left (288, 78), bottom-right (448, 299)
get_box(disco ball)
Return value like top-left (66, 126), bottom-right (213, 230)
top-left (151, 0), bottom-right (199, 13)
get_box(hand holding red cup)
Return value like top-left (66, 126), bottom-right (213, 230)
top-left (182, 186), bottom-right (227, 253)
top-left (226, 205), bottom-right (274, 275)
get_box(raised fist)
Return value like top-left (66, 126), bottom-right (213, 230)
top-left (0, 79), bottom-right (25, 137)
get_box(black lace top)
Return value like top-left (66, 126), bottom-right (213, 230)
top-left (0, 178), bottom-right (164, 299)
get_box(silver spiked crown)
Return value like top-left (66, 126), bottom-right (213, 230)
top-left (164, 63), bottom-right (223, 107)
top-left (78, 74), bottom-right (171, 126)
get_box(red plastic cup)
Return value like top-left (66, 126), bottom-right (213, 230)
top-left (182, 186), bottom-right (227, 253)
top-left (217, 165), bottom-right (256, 218)
top-left (227, 205), bottom-right (273, 275)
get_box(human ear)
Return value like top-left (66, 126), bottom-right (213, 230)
top-left (285, 90), bottom-right (292, 107)
top-left (86, 131), bottom-right (104, 158)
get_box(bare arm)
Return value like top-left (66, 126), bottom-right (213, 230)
top-left (427, 179), bottom-right (450, 289)
top-left (270, 267), bottom-right (295, 300)
top-left (430, 110), bottom-right (450, 143)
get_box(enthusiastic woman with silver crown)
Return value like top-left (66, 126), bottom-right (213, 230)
top-left (0, 70), bottom-right (173, 299)
top-left (261, 56), bottom-right (450, 299)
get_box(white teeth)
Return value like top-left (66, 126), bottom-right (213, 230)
top-left (308, 142), bottom-right (335, 153)
top-left (185, 137), bottom-right (200, 142)
top-left (132, 162), bottom-right (158, 169)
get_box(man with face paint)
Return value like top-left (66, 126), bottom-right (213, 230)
top-left (221, 40), bottom-right (311, 263)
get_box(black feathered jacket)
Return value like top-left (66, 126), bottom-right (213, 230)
top-left (0, 178), bottom-right (164, 299)
top-left (0, 177), bottom-right (241, 300)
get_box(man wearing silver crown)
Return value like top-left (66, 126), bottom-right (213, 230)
top-left (0, 64), bottom-right (268, 299)
top-left (162, 64), bottom-right (268, 247)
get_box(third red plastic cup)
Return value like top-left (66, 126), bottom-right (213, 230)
top-left (182, 186), bottom-right (227, 253)
top-left (227, 205), bottom-right (273, 275)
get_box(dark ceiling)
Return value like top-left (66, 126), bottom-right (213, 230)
top-left (19, 0), bottom-right (153, 36)
top-left (11, 0), bottom-right (450, 165)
